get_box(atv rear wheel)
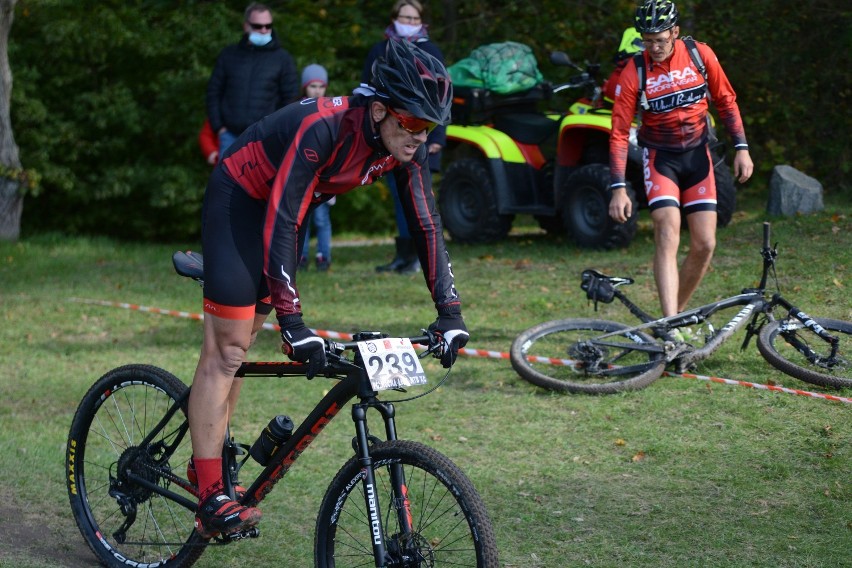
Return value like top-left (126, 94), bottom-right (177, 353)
top-left (560, 164), bottom-right (637, 249)
top-left (439, 158), bottom-right (513, 243)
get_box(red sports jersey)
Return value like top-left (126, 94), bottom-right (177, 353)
top-left (609, 39), bottom-right (748, 186)
top-left (216, 95), bottom-right (460, 317)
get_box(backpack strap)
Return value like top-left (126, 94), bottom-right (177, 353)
top-left (682, 36), bottom-right (711, 103)
top-left (633, 52), bottom-right (650, 111)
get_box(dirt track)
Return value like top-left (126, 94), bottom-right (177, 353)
top-left (0, 500), bottom-right (98, 567)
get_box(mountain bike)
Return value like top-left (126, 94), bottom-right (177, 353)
top-left (65, 251), bottom-right (498, 568)
top-left (510, 222), bottom-right (851, 394)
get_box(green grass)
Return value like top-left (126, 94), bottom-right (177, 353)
top-left (1, 187), bottom-right (850, 567)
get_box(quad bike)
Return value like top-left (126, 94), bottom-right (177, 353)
top-left (439, 52), bottom-right (736, 249)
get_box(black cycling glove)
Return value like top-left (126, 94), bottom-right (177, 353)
top-left (428, 306), bottom-right (469, 368)
top-left (279, 314), bottom-right (327, 379)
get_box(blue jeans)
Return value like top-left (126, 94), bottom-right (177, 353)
top-left (302, 202), bottom-right (332, 261)
top-left (218, 130), bottom-right (238, 160)
top-left (386, 175), bottom-right (410, 238)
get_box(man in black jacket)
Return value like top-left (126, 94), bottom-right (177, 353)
top-left (206, 3), bottom-right (299, 157)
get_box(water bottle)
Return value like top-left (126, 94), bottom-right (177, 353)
top-left (249, 415), bottom-right (294, 466)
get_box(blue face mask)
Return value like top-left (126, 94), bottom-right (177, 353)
top-left (248, 32), bottom-right (272, 46)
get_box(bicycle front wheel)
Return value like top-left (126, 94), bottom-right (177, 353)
top-left (315, 440), bottom-right (499, 567)
top-left (66, 364), bottom-right (204, 568)
top-left (511, 318), bottom-right (665, 394)
top-left (757, 317), bottom-right (852, 389)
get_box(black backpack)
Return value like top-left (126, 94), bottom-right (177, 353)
top-left (633, 36), bottom-right (708, 112)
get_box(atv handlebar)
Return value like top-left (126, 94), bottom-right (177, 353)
top-left (549, 51), bottom-right (601, 99)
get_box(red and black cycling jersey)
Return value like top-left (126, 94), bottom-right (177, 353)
top-left (609, 38), bottom-right (748, 186)
top-left (218, 94), bottom-right (460, 317)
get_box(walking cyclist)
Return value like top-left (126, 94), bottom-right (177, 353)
top-left (608, 0), bottom-right (754, 318)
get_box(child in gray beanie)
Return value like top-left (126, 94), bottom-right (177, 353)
top-left (301, 64), bottom-right (328, 94)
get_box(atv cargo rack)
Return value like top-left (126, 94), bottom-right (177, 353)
top-left (450, 83), bottom-right (552, 126)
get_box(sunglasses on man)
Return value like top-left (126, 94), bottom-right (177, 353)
top-left (386, 106), bottom-right (437, 135)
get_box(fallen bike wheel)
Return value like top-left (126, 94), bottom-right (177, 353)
top-left (66, 364), bottom-right (204, 568)
top-left (315, 440), bottom-right (499, 567)
top-left (510, 318), bottom-right (665, 394)
top-left (757, 317), bottom-right (852, 389)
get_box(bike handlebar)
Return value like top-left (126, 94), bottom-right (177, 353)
top-left (763, 221), bottom-right (771, 250)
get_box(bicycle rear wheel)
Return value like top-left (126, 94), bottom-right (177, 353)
top-left (66, 364), bottom-right (205, 568)
top-left (511, 318), bottom-right (665, 394)
top-left (757, 317), bottom-right (852, 389)
top-left (315, 440), bottom-right (499, 567)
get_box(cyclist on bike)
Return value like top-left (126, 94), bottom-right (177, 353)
top-left (189, 39), bottom-right (468, 539)
top-left (608, 0), bottom-right (754, 318)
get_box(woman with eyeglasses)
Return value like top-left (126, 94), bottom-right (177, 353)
top-left (187, 39), bottom-right (468, 539)
top-left (608, 0), bottom-right (754, 319)
top-left (205, 2), bottom-right (299, 158)
top-left (362, 0), bottom-right (448, 275)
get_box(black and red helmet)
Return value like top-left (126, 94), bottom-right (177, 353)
top-left (371, 39), bottom-right (452, 126)
top-left (634, 0), bottom-right (680, 34)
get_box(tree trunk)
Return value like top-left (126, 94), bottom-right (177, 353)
top-left (0, 0), bottom-right (22, 241)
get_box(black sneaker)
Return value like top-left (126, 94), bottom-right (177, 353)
top-left (194, 492), bottom-right (262, 539)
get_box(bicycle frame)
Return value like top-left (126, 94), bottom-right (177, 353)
top-left (120, 333), bottom-right (429, 563)
top-left (586, 222), bottom-right (840, 369)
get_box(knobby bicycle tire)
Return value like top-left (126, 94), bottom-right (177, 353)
top-left (510, 318), bottom-right (665, 394)
top-left (315, 440), bottom-right (499, 567)
top-left (66, 364), bottom-right (205, 568)
top-left (757, 317), bottom-right (852, 389)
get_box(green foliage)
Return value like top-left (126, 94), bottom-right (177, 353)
top-left (8, 0), bottom-right (851, 241)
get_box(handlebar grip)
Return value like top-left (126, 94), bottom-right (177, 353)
top-left (762, 222), bottom-right (770, 249)
top-left (410, 335), bottom-right (432, 347)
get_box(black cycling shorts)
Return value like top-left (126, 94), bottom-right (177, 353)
top-left (200, 167), bottom-right (275, 320)
top-left (642, 144), bottom-right (716, 216)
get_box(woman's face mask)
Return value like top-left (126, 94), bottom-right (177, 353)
top-left (248, 31), bottom-right (272, 46)
top-left (393, 20), bottom-right (422, 38)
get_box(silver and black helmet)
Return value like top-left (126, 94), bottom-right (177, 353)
top-left (371, 39), bottom-right (452, 125)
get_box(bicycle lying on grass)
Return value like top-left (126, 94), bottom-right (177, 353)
top-left (510, 222), bottom-right (851, 394)
top-left (66, 251), bottom-right (498, 568)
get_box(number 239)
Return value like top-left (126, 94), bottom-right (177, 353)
top-left (367, 352), bottom-right (418, 376)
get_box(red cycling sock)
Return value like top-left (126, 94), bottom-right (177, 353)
top-left (194, 457), bottom-right (223, 502)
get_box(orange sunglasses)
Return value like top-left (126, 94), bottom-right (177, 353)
top-left (386, 106), bottom-right (437, 135)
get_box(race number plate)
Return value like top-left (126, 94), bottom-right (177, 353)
top-left (357, 337), bottom-right (427, 391)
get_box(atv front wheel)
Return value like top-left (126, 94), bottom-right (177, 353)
top-left (439, 158), bottom-right (513, 243)
top-left (560, 164), bottom-right (637, 249)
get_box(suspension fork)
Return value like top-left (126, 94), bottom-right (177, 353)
top-left (770, 294), bottom-right (840, 360)
top-left (374, 401), bottom-right (415, 535)
top-left (352, 400), bottom-right (413, 567)
top-left (353, 402), bottom-right (390, 567)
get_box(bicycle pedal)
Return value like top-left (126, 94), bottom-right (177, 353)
top-left (223, 527), bottom-right (260, 541)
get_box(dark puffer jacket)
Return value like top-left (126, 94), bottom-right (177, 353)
top-left (206, 32), bottom-right (299, 136)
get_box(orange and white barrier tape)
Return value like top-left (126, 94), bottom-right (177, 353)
top-left (71, 297), bottom-right (851, 404)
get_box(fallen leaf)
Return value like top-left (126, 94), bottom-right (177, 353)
top-left (631, 451), bottom-right (646, 462)
top-left (615, 438), bottom-right (626, 446)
